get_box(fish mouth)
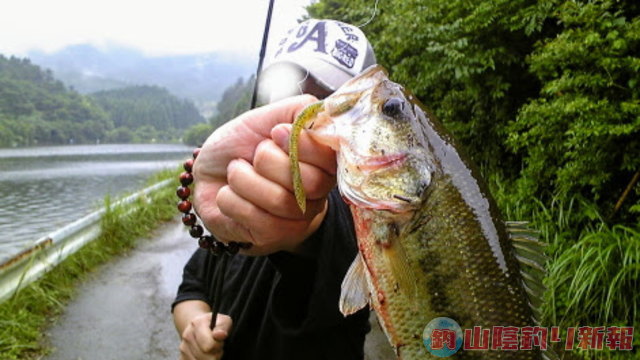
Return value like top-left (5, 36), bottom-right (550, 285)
top-left (338, 147), bottom-right (408, 174)
top-left (356, 153), bottom-right (408, 172)
top-left (338, 151), bottom-right (419, 213)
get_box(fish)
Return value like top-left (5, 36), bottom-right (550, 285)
top-left (289, 65), bottom-right (552, 359)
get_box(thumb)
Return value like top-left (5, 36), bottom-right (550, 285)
top-left (212, 314), bottom-right (233, 341)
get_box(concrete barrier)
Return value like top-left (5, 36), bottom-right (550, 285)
top-left (0, 179), bottom-right (173, 303)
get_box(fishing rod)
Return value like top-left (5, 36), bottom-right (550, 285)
top-left (250, 0), bottom-right (276, 109)
top-left (209, 0), bottom-right (276, 331)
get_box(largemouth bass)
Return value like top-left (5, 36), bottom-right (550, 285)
top-left (290, 65), bottom-right (551, 359)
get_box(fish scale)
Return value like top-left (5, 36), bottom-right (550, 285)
top-left (289, 65), bottom-right (552, 360)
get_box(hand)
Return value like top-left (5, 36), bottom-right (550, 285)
top-left (193, 95), bottom-right (337, 255)
top-left (179, 313), bottom-right (232, 360)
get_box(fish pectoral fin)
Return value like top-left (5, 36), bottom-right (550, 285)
top-left (339, 253), bottom-right (370, 316)
top-left (384, 236), bottom-right (418, 300)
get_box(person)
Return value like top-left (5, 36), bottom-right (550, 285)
top-left (172, 19), bottom-right (377, 360)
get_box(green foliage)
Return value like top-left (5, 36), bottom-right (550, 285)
top-left (182, 75), bottom-right (254, 146)
top-left (309, 0), bottom-right (639, 213)
top-left (309, 0), bottom-right (550, 174)
top-left (0, 169), bottom-right (178, 359)
top-left (508, 0), bottom-right (640, 217)
top-left (493, 184), bottom-right (640, 358)
top-left (308, 0), bottom-right (639, 223)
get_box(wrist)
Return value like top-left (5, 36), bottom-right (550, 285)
top-left (173, 300), bottom-right (212, 336)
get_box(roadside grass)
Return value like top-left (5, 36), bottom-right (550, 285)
top-left (0, 168), bottom-right (179, 359)
top-left (542, 221), bottom-right (640, 360)
top-left (545, 224), bottom-right (639, 328)
top-left (492, 178), bottom-right (640, 359)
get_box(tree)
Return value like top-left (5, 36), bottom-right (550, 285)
top-left (507, 0), bottom-right (640, 217)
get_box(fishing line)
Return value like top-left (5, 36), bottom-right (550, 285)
top-left (358, 0), bottom-right (380, 28)
top-left (297, 69), bottom-right (310, 95)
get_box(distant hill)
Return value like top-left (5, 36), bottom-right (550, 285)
top-left (0, 55), bottom-right (108, 146)
top-left (28, 44), bottom-right (256, 108)
top-left (183, 76), bottom-right (254, 146)
top-left (0, 55), bottom-right (206, 146)
top-left (91, 85), bottom-right (204, 131)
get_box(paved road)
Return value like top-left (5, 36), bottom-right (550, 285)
top-left (45, 219), bottom-right (195, 360)
top-left (44, 218), bottom-right (395, 360)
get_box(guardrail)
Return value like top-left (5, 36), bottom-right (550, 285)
top-left (0, 179), bottom-right (173, 303)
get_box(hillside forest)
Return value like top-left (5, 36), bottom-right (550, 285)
top-left (0, 55), bottom-right (204, 147)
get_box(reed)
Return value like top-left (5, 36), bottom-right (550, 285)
top-left (0, 168), bottom-right (179, 359)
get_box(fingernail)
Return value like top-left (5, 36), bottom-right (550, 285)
top-left (271, 124), bottom-right (290, 150)
top-left (228, 159), bottom-right (243, 170)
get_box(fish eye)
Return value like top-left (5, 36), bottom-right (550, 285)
top-left (382, 98), bottom-right (405, 118)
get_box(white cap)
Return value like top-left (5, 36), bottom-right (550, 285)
top-left (261, 19), bottom-right (376, 96)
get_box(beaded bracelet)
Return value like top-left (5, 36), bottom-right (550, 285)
top-left (176, 148), bottom-right (252, 255)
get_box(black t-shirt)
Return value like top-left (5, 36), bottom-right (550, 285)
top-left (172, 190), bottom-right (370, 360)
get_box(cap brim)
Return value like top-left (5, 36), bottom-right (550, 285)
top-left (274, 58), bottom-right (353, 92)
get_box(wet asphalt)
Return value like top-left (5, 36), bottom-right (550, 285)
top-left (44, 219), bottom-right (195, 360)
top-left (44, 218), bottom-right (395, 360)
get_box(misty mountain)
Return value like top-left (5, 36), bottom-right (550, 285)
top-left (28, 44), bottom-right (256, 106)
top-left (0, 55), bottom-right (206, 146)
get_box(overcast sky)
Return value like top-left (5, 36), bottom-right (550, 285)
top-left (0, 0), bottom-right (315, 57)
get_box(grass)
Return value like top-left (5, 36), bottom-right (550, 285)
top-left (545, 224), bottom-right (639, 326)
top-left (490, 176), bottom-right (640, 359)
top-left (0, 168), bottom-right (179, 359)
top-left (542, 222), bottom-right (640, 360)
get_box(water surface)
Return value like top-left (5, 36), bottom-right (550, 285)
top-left (0, 144), bottom-right (191, 262)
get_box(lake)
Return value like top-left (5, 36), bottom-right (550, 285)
top-left (0, 143), bottom-right (192, 262)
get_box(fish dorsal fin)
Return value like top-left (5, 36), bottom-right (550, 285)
top-left (340, 253), bottom-right (371, 316)
top-left (506, 221), bottom-right (547, 324)
top-left (507, 221), bottom-right (560, 360)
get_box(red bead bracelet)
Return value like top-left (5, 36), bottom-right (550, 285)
top-left (177, 148), bottom-right (252, 255)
